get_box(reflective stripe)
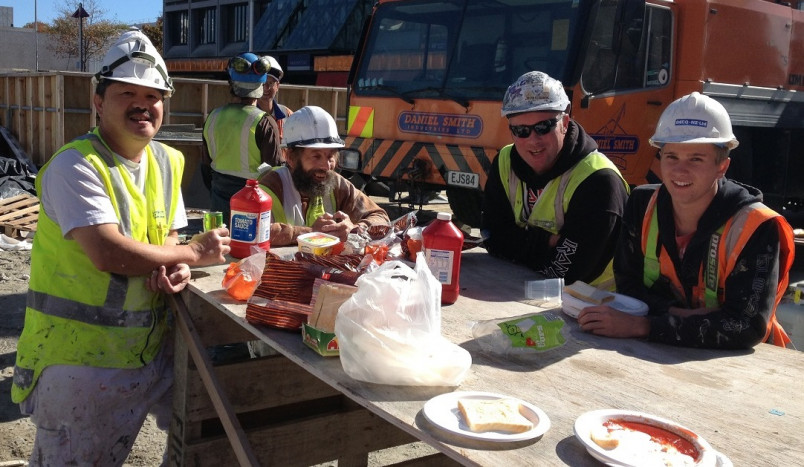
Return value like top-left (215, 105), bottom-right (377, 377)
top-left (150, 141), bottom-right (176, 222)
top-left (27, 288), bottom-right (158, 328)
top-left (78, 134), bottom-right (135, 236)
top-left (239, 110), bottom-right (262, 172)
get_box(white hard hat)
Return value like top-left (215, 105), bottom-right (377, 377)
top-left (650, 92), bottom-right (739, 149)
top-left (502, 71), bottom-right (570, 117)
top-left (264, 55), bottom-right (284, 82)
top-left (283, 106), bottom-right (344, 148)
top-left (93, 28), bottom-right (173, 97)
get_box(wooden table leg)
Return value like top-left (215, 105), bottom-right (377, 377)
top-left (169, 294), bottom-right (261, 467)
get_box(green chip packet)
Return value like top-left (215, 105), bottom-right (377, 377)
top-left (497, 313), bottom-right (566, 351)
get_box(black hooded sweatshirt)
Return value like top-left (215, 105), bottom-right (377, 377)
top-left (481, 120), bottom-right (628, 284)
top-left (615, 179), bottom-right (786, 349)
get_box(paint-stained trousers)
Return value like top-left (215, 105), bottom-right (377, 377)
top-left (20, 338), bottom-right (174, 467)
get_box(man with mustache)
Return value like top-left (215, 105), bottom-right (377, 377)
top-left (203, 52), bottom-right (283, 224)
top-left (257, 106), bottom-right (390, 246)
top-left (11, 30), bottom-right (231, 465)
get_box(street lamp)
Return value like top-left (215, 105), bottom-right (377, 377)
top-left (72, 3), bottom-right (90, 72)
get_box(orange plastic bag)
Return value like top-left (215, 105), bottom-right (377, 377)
top-left (222, 247), bottom-right (266, 300)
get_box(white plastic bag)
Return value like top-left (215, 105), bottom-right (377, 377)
top-left (335, 254), bottom-right (471, 386)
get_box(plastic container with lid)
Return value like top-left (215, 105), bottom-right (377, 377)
top-left (297, 232), bottom-right (340, 256)
top-left (422, 212), bottom-right (464, 304)
top-left (229, 179), bottom-right (272, 258)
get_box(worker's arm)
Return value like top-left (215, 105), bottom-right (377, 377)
top-left (70, 224), bottom-right (230, 276)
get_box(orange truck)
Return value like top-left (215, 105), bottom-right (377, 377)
top-left (341, 0), bottom-right (804, 228)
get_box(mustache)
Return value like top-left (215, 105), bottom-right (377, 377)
top-left (127, 109), bottom-right (153, 120)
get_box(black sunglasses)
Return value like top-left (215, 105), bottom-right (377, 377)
top-left (509, 117), bottom-right (561, 138)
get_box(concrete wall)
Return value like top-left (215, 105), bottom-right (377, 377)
top-left (0, 26), bottom-right (100, 73)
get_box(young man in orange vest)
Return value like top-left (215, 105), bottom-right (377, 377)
top-left (578, 92), bottom-right (794, 349)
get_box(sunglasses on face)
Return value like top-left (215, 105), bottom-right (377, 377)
top-left (229, 56), bottom-right (271, 75)
top-left (509, 116), bottom-right (561, 138)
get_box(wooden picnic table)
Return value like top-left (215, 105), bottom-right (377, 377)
top-left (168, 246), bottom-right (804, 466)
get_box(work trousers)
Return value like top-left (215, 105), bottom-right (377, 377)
top-left (20, 337), bottom-right (174, 467)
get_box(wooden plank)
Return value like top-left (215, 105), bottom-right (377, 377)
top-left (175, 405), bottom-right (418, 467)
top-left (169, 293), bottom-right (261, 467)
top-left (182, 355), bottom-right (342, 422)
top-left (184, 289), bottom-right (257, 346)
top-left (0, 193), bottom-right (38, 236)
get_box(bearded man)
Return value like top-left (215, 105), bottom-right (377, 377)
top-left (257, 106), bottom-right (390, 246)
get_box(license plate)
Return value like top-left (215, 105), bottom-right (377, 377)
top-left (446, 170), bottom-right (479, 189)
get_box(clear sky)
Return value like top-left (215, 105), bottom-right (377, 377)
top-left (2, 0), bottom-right (164, 27)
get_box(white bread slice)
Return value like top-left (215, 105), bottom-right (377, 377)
top-left (564, 280), bottom-right (615, 305)
top-left (457, 398), bottom-right (534, 434)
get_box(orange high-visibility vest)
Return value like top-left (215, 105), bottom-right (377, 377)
top-left (641, 187), bottom-right (794, 347)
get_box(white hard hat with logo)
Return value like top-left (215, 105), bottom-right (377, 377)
top-left (93, 28), bottom-right (174, 97)
top-left (283, 106), bottom-right (345, 148)
top-left (649, 92), bottom-right (738, 149)
top-left (502, 71), bottom-right (570, 117)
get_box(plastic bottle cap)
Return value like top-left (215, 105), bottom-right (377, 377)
top-left (437, 212), bottom-right (452, 221)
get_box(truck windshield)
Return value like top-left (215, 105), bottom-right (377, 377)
top-left (352, 0), bottom-right (592, 102)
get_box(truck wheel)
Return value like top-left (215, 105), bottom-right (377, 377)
top-left (446, 187), bottom-right (484, 228)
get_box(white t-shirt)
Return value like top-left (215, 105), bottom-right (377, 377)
top-left (42, 148), bottom-right (188, 237)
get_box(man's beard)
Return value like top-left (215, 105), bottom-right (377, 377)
top-left (291, 164), bottom-right (336, 197)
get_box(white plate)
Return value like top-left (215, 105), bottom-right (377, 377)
top-left (574, 409), bottom-right (718, 466)
top-left (422, 391), bottom-right (550, 442)
top-left (562, 292), bottom-right (648, 319)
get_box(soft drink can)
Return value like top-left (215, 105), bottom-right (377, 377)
top-left (203, 211), bottom-right (224, 231)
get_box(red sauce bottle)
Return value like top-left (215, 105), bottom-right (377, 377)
top-left (229, 179), bottom-right (272, 258)
top-left (422, 212), bottom-right (464, 304)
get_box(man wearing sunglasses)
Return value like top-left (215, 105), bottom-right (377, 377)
top-left (203, 52), bottom-right (283, 223)
top-left (482, 71), bottom-right (629, 288)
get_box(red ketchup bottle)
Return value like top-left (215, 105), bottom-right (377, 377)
top-left (422, 212), bottom-right (464, 304)
top-left (229, 179), bottom-right (272, 258)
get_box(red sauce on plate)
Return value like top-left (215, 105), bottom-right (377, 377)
top-left (605, 419), bottom-right (699, 459)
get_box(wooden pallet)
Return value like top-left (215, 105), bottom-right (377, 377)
top-left (0, 193), bottom-right (39, 238)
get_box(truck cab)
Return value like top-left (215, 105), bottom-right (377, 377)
top-left (343, 0), bottom-right (804, 227)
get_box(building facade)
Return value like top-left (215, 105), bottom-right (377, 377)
top-left (162, 0), bottom-right (373, 85)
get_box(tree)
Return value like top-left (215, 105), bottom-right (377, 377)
top-left (45, 0), bottom-right (129, 72)
top-left (141, 17), bottom-right (164, 55)
top-left (23, 22), bottom-right (50, 33)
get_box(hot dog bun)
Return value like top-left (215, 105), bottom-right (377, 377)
top-left (457, 398), bottom-right (534, 434)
